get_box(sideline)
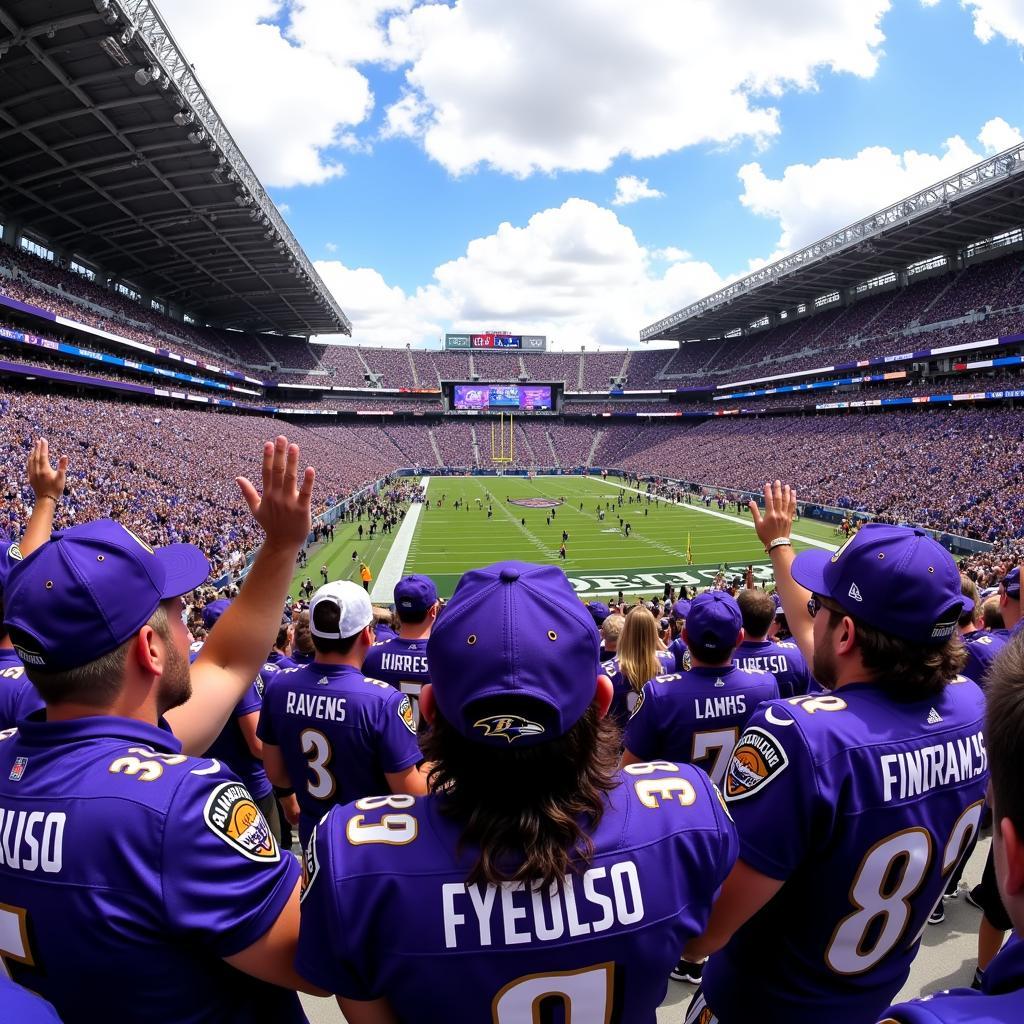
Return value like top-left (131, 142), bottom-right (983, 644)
top-left (599, 477), bottom-right (838, 552)
top-left (369, 477), bottom-right (429, 603)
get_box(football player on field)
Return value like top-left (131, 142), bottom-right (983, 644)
top-left (878, 632), bottom-right (1024, 1023)
top-left (296, 561), bottom-right (738, 1023)
top-left (0, 436), bottom-right (323, 1023)
top-left (683, 481), bottom-right (988, 1024)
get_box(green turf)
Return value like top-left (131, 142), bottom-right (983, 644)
top-left (292, 476), bottom-right (841, 601)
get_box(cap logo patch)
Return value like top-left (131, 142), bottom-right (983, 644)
top-left (473, 714), bottom-right (545, 742)
top-left (398, 695), bottom-right (417, 734)
top-left (13, 646), bottom-right (45, 667)
top-left (724, 727), bottom-right (789, 801)
top-left (848, 583), bottom-right (863, 602)
top-left (203, 782), bottom-right (280, 862)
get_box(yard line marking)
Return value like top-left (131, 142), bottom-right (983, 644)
top-left (370, 476), bottom-right (429, 603)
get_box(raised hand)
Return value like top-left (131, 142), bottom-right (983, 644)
top-left (749, 479), bottom-right (798, 550)
top-left (236, 436), bottom-right (316, 551)
top-left (28, 438), bottom-right (68, 502)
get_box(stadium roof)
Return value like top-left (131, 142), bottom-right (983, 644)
top-left (0, 0), bottom-right (350, 337)
top-left (642, 143), bottom-right (1024, 342)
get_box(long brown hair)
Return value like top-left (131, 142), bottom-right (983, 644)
top-left (616, 607), bottom-right (661, 692)
top-left (422, 703), bottom-right (621, 887)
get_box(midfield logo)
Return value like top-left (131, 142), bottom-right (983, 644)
top-left (508, 497), bottom-right (564, 509)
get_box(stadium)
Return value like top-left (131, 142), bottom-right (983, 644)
top-left (0, 2), bottom-right (1022, 1024)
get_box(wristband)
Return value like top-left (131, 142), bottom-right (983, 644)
top-left (40, 494), bottom-right (59, 505)
top-left (767, 538), bottom-right (792, 553)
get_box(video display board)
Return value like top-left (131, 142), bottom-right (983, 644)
top-left (445, 333), bottom-right (546, 351)
top-left (452, 385), bottom-right (553, 410)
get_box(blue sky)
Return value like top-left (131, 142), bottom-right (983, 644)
top-left (160, 0), bottom-right (1024, 348)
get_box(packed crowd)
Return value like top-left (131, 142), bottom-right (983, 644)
top-left (2, 433), bottom-right (1022, 1024)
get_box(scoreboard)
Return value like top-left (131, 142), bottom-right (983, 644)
top-left (445, 333), bottom-right (547, 351)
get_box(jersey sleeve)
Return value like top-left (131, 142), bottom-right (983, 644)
top-left (622, 682), bottom-right (660, 760)
top-left (255, 679), bottom-right (280, 745)
top-left (876, 1005), bottom-right (951, 1023)
top-left (722, 702), bottom-right (827, 880)
top-left (234, 681), bottom-right (263, 719)
top-left (161, 765), bottom-right (300, 957)
top-left (295, 810), bottom-right (377, 998)
top-left (375, 689), bottom-right (423, 774)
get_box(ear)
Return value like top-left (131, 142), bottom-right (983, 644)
top-left (999, 814), bottom-right (1024, 898)
top-left (835, 615), bottom-right (857, 656)
top-left (419, 683), bottom-right (436, 725)
top-left (593, 674), bottom-right (613, 719)
top-left (736, 627), bottom-right (745, 646)
top-left (133, 624), bottom-right (163, 678)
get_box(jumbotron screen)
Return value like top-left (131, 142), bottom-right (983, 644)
top-left (453, 384), bottom-right (553, 410)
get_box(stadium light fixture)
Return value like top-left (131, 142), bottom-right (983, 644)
top-left (187, 129), bottom-right (206, 144)
top-left (134, 66), bottom-right (159, 86)
top-left (173, 110), bottom-right (192, 127)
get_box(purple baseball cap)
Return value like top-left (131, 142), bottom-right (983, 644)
top-left (685, 591), bottom-right (742, 658)
top-left (670, 598), bottom-right (691, 621)
top-left (3, 519), bottom-right (210, 670)
top-left (202, 598), bottom-right (232, 629)
top-left (427, 561), bottom-right (602, 746)
top-left (791, 523), bottom-right (966, 645)
top-left (1000, 567), bottom-right (1020, 599)
top-left (0, 537), bottom-right (24, 595)
top-left (587, 601), bottom-right (610, 625)
top-left (394, 574), bottom-right (438, 616)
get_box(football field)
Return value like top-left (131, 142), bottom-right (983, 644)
top-left (292, 476), bottom-right (841, 601)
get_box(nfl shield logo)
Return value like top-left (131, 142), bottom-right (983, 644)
top-left (9, 757), bottom-right (27, 782)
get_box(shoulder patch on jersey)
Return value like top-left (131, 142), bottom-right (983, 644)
top-left (398, 695), bottom-right (416, 734)
top-left (300, 830), bottom-right (320, 904)
top-left (6, 543), bottom-right (22, 562)
top-left (203, 782), bottom-right (280, 863)
top-left (724, 727), bottom-right (789, 801)
top-left (628, 688), bottom-right (646, 720)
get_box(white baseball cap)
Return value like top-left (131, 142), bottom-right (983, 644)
top-left (309, 580), bottom-right (374, 639)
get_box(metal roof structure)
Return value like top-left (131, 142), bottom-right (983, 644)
top-left (0, 0), bottom-right (350, 337)
top-left (642, 143), bottom-right (1024, 342)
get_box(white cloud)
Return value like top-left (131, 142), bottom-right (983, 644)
top-left (738, 118), bottom-right (1022, 261)
top-left (158, 0), bottom-right (375, 187)
top-left (653, 247), bottom-right (693, 262)
top-left (963, 0), bottom-right (1024, 45)
top-left (315, 198), bottom-right (722, 350)
top-left (384, 0), bottom-right (890, 177)
top-left (978, 115), bottom-right (1024, 153)
top-left (325, 242), bottom-right (338, 253)
top-left (611, 176), bottom-right (665, 206)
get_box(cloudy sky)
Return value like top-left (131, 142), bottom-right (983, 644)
top-left (158, 0), bottom-right (1024, 350)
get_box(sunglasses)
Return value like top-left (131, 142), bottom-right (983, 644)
top-left (807, 594), bottom-right (844, 619)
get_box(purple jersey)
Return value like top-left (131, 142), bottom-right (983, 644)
top-left (703, 679), bottom-right (989, 1024)
top-left (361, 636), bottom-right (430, 727)
top-left (878, 936), bottom-right (1024, 1023)
top-left (668, 635), bottom-right (690, 672)
top-left (0, 714), bottom-right (304, 1024)
top-left (603, 650), bottom-right (676, 728)
top-left (0, 647), bottom-right (42, 730)
top-left (297, 762), bottom-right (738, 1022)
top-left (0, 977), bottom-right (63, 1023)
top-left (257, 663), bottom-right (422, 846)
top-left (623, 666), bottom-right (779, 786)
top-left (266, 650), bottom-right (297, 671)
top-left (733, 638), bottom-right (813, 697)
top-left (203, 679), bottom-right (272, 800)
top-left (960, 629), bottom-right (1007, 688)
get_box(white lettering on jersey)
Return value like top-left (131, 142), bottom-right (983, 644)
top-left (694, 694), bottom-right (747, 720)
top-left (379, 653), bottom-right (429, 674)
top-left (441, 862), bottom-right (644, 949)
top-left (0, 808), bottom-right (65, 872)
top-left (0, 666), bottom-right (25, 680)
top-left (285, 691), bottom-right (348, 722)
top-left (736, 655), bottom-right (790, 675)
top-left (880, 730), bottom-right (987, 802)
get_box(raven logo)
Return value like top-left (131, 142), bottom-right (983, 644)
top-left (473, 715), bottom-right (545, 742)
